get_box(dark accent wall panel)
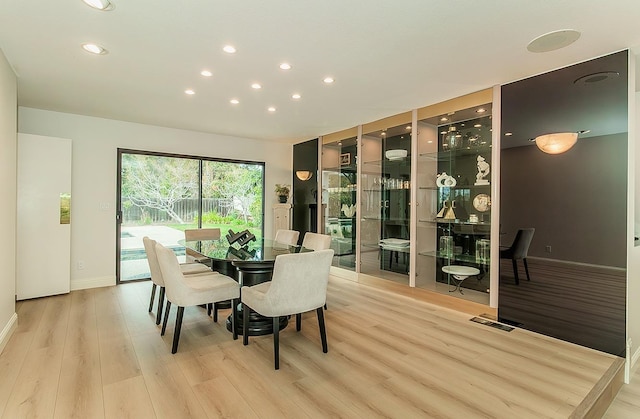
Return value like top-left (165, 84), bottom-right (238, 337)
top-left (293, 138), bottom-right (319, 242)
top-left (499, 50), bottom-right (628, 356)
top-left (500, 133), bottom-right (627, 267)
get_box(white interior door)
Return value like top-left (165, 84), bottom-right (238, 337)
top-left (17, 133), bottom-right (72, 300)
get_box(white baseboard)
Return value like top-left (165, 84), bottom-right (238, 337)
top-left (0, 312), bottom-right (18, 355)
top-left (624, 345), bottom-right (640, 383)
top-left (70, 276), bottom-right (115, 291)
top-left (632, 345), bottom-right (640, 370)
top-left (329, 266), bottom-right (357, 282)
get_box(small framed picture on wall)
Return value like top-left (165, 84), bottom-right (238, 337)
top-left (340, 153), bottom-right (351, 166)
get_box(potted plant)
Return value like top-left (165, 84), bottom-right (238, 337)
top-left (275, 184), bottom-right (290, 203)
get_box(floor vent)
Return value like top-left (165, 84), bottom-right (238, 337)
top-left (470, 316), bottom-right (514, 332)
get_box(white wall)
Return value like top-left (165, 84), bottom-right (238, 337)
top-left (18, 107), bottom-right (292, 289)
top-left (0, 50), bottom-right (17, 353)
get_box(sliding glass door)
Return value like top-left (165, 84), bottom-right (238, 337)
top-left (116, 149), bottom-right (264, 283)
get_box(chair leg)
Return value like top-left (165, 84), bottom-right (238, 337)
top-left (213, 302), bottom-right (218, 323)
top-left (523, 258), bottom-right (531, 281)
top-left (148, 283), bottom-right (157, 313)
top-left (324, 303), bottom-right (327, 310)
top-left (316, 307), bottom-right (328, 353)
top-left (207, 303), bottom-right (212, 317)
top-left (156, 287), bottom-right (165, 325)
top-left (161, 301), bottom-right (171, 336)
top-left (231, 299), bottom-right (238, 340)
top-left (296, 313), bottom-right (302, 332)
top-left (242, 303), bottom-right (249, 346)
top-left (171, 306), bottom-right (185, 354)
top-left (512, 259), bottom-right (520, 285)
top-left (273, 316), bottom-right (280, 370)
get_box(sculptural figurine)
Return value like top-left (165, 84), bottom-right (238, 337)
top-left (475, 155), bottom-right (490, 185)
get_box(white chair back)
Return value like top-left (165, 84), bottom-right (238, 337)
top-left (273, 229), bottom-right (300, 246)
top-left (155, 242), bottom-right (198, 307)
top-left (143, 236), bottom-right (164, 287)
top-left (246, 249), bottom-right (334, 316)
top-left (301, 232), bottom-right (332, 251)
top-left (184, 228), bottom-right (221, 241)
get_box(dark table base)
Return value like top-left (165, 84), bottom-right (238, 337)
top-left (225, 302), bottom-right (288, 336)
top-left (214, 258), bottom-right (288, 336)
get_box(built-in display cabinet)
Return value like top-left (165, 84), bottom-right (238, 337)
top-left (360, 114), bottom-right (412, 283)
top-left (321, 130), bottom-right (358, 271)
top-left (415, 104), bottom-right (493, 303)
top-left (317, 89), bottom-right (496, 306)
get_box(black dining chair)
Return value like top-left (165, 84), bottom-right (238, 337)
top-left (500, 228), bottom-right (535, 285)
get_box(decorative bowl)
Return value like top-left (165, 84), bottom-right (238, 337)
top-left (385, 149), bottom-right (408, 160)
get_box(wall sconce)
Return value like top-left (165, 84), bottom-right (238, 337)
top-left (533, 132), bottom-right (580, 155)
top-left (296, 170), bottom-right (313, 181)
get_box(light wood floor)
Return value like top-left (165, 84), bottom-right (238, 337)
top-left (0, 275), bottom-right (636, 419)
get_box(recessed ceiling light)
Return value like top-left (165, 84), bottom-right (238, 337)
top-left (505, 132), bottom-right (513, 136)
top-left (251, 83), bottom-right (262, 90)
top-left (81, 43), bottom-right (108, 55)
top-left (427, 140), bottom-right (433, 144)
top-left (291, 93), bottom-right (301, 99)
top-left (476, 108), bottom-right (486, 113)
top-left (381, 132), bottom-right (386, 136)
top-left (230, 99), bottom-right (239, 104)
top-left (223, 45), bottom-right (236, 54)
top-left (323, 77), bottom-right (334, 84)
top-left (405, 126), bottom-right (411, 130)
top-left (280, 63), bottom-right (291, 70)
top-left (527, 29), bottom-right (581, 53)
top-left (200, 70), bottom-right (212, 77)
top-left (267, 106), bottom-right (276, 112)
top-left (440, 117), bottom-right (448, 122)
top-left (184, 89), bottom-right (195, 95)
top-left (474, 124), bottom-right (482, 128)
top-left (82, 0), bottom-right (114, 11)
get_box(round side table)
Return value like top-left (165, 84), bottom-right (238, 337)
top-left (442, 265), bottom-right (480, 295)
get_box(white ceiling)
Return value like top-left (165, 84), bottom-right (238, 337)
top-left (1, 0), bottom-right (639, 144)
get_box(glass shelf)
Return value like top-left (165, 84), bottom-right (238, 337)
top-left (419, 250), bottom-right (490, 265)
top-left (421, 219), bottom-right (491, 226)
top-left (362, 216), bottom-right (410, 222)
top-left (362, 159), bottom-right (410, 166)
top-left (324, 163), bottom-right (357, 171)
top-left (419, 145), bottom-right (491, 161)
top-left (418, 185), bottom-right (491, 191)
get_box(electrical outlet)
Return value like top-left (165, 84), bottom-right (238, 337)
top-left (77, 261), bottom-right (85, 270)
top-left (545, 245), bottom-right (552, 253)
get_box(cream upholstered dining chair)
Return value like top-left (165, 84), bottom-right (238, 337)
top-left (273, 229), bottom-right (300, 247)
top-left (184, 228), bottom-right (221, 263)
top-left (300, 232), bottom-right (332, 310)
top-left (155, 242), bottom-right (240, 353)
top-left (301, 232), bottom-right (332, 251)
top-left (241, 249), bottom-right (334, 369)
top-left (183, 228), bottom-right (225, 320)
top-left (143, 236), bottom-right (211, 325)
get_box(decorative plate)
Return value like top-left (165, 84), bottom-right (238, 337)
top-left (473, 193), bottom-right (491, 212)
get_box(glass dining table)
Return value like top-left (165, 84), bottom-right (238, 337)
top-left (181, 237), bottom-right (308, 336)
